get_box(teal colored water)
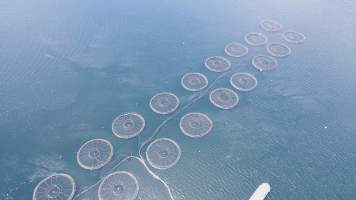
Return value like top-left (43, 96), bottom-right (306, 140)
top-left (1, 0), bottom-right (356, 199)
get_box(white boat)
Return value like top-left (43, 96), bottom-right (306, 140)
top-left (249, 183), bottom-right (271, 200)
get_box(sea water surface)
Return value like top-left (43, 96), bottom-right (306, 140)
top-left (1, 0), bottom-right (356, 199)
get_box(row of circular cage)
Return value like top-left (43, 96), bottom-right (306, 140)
top-left (32, 18), bottom-right (305, 200)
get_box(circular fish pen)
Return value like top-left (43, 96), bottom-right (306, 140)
top-left (98, 171), bottom-right (139, 200)
top-left (209, 88), bottom-right (239, 110)
top-left (77, 139), bottom-right (113, 170)
top-left (146, 138), bottom-right (182, 170)
top-left (112, 112), bottom-right (145, 139)
top-left (251, 55), bottom-right (278, 71)
top-left (149, 92), bottom-right (180, 115)
top-left (267, 43), bottom-right (291, 57)
top-left (260, 19), bottom-right (283, 32)
top-left (33, 173), bottom-right (76, 200)
top-left (204, 56), bottom-right (231, 72)
top-left (180, 112), bottom-right (213, 138)
top-left (244, 32), bottom-right (268, 46)
top-left (224, 42), bottom-right (249, 58)
top-left (282, 30), bottom-right (306, 44)
top-left (230, 73), bottom-right (258, 92)
top-left (181, 72), bottom-right (209, 92)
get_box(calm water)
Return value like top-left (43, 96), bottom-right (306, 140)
top-left (1, 0), bottom-right (356, 199)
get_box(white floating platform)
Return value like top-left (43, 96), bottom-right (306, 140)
top-left (249, 183), bottom-right (271, 200)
